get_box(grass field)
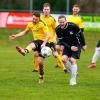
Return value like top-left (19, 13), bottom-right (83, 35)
top-left (0, 28), bottom-right (100, 100)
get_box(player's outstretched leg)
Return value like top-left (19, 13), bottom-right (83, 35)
top-left (16, 46), bottom-right (27, 56)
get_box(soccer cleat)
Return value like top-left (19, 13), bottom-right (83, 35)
top-left (64, 69), bottom-right (69, 74)
top-left (38, 77), bottom-right (44, 84)
top-left (67, 69), bottom-right (71, 73)
top-left (88, 63), bottom-right (96, 68)
top-left (64, 68), bottom-right (71, 74)
top-left (55, 64), bottom-right (60, 68)
top-left (32, 69), bottom-right (38, 72)
top-left (70, 78), bottom-right (77, 86)
top-left (16, 46), bottom-right (26, 56)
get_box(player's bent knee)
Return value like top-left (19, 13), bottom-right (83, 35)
top-left (70, 58), bottom-right (76, 64)
top-left (38, 57), bottom-right (44, 65)
top-left (29, 43), bottom-right (36, 49)
top-left (62, 56), bottom-right (66, 63)
top-left (34, 51), bottom-right (38, 56)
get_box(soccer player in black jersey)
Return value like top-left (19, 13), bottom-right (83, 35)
top-left (56, 4), bottom-right (85, 69)
top-left (55, 15), bottom-right (87, 85)
top-left (88, 40), bottom-right (100, 68)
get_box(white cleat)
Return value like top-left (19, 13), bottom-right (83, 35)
top-left (70, 79), bottom-right (77, 86)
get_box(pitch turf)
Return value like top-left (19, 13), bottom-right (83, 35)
top-left (0, 28), bottom-right (100, 100)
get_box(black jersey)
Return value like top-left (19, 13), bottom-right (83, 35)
top-left (55, 22), bottom-right (85, 48)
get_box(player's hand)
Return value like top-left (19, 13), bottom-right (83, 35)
top-left (82, 45), bottom-right (87, 51)
top-left (9, 35), bottom-right (17, 40)
top-left (71, 46), bottom-right (78, 51)
top-left (41, 43), bottom-right (46, 48)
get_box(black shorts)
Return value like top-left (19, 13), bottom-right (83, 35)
top-left (97, 40), bottom-right (100, 47)
top-left (57, 41), bottom-right (70, 49)
top-left (62, 47), bottom-right (81, 59)
top-left (32, 40), bottom-right (49, 57)
top-left (48, 42), bottom-right (56, 51)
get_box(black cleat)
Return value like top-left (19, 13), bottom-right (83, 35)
top-left (55, 64), bottom-right (60, 68)
top-left (64, 69), bottom-right (67, 74)
top-left (32, 69), bottom-right (38, 72)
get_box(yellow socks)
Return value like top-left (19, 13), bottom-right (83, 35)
top-left (56, 54), bottom-right (66, 70)
top-left (26, 45), bottom-right (33, 52)
top-left (25, 45), bottom-right (39, 71)
top-left (59, 50), bottom-right (63, 58)
top-left (34, 55), bottom-right (39, 71)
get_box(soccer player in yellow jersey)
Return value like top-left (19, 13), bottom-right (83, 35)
top-left (9, 11), bottom-right (50, 84)
top-left (33, 3), bottom-right (67, 73)
top-left (67, 4), bottom-right (84, 31)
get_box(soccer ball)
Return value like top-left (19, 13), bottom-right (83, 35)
top-left (41, 46), bottom-right (52, 57)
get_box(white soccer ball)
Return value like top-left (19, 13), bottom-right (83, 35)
top-left (41, 46), bottom-right (52, 57)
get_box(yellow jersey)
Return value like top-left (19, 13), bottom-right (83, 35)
top-left (40, 15), bottom-right (56, 42)
top-left (67, 15), bottom-right (84, 28)
top-left (25, 21), bottom-right (49, 41)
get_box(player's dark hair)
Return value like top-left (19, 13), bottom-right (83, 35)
top-left (58, 15), bottom-right (66, 21)
top-left (32, 11), bottom-right (40, 17)
top-left (73, 4), bottom-right (80, 8)
top-left (43, 3), bottom-right (51, 9)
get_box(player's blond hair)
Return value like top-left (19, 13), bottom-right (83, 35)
top-left (43, 3), bottom-right (51, 9)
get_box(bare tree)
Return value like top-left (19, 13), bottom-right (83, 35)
top-left (77, 0), bottom-right (100, 15)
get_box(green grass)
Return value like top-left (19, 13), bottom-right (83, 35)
top-left (0, 28), bottom-right (100, 100)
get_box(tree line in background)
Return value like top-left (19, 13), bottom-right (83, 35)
top-left (77, 0), bottom-right (100, 15)
top-left (0, 0), bottom-right (100, 15)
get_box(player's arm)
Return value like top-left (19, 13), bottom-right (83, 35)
top-left (54, 34), bottom-right (57, 43)
top-left (60, 42), bottom-right (78, 51)
top-left (9, 24), bottom-right (30, 40)
top-left (41, 24), bottom-right (50, 47)
top-left (52, 18), bottom-right (57, 43)
top-left (80, 31), bottom-right (87, 51)
top-left (78, 18), bottom-right (87, 50)
top-left (79, 18), bottom-right (84, 33)
top-left (41, 32), bottom-right (50, 48)
top-left (52, 17), bottom-right (57, 29)
top-left (80, 28), bottom-right (85, 50)
top-left (78, 29), bottom-right (87, 51)
top-left (9, 30), bottom-right (29, 40)
top-left (79, 30), bottom-right (86, 45)
top-left (72, 23), bottom-right (85, 46)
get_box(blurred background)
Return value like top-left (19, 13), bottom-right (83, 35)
top-left (0, 0), bottom-right (100, 31)
top-left (0, 0), bottom-right (100, 15)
